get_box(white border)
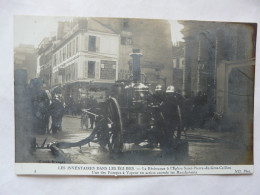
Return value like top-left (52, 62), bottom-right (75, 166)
top-left (0, 0), bottom-right (259, 194)
top-left (15, 163), bottom-right (254, 176)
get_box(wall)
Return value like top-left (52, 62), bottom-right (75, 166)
top-left (96, 18), bottom-right (174, 87)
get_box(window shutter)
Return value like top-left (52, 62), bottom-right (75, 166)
top-left (96, 37), bottom-right (100, 52)
top-left (84, 61), bottom-right (88, 78)
top-left (85, 35), bottom-right (89, 51)
top-left (95, 62), bottom-right (100, 79)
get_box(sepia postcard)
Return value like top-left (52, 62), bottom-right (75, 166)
top-left (14, 15), bottom-right (256, 176)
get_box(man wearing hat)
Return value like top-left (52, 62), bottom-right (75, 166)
top-left (30, 78), bottom-right (50, 135)
top-left (152, 84), bottom-right (166, 106)
top-left (160, 85), bottom-right (183, 149)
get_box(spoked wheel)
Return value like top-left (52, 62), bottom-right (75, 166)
top-left (101, 97), bottom-right (124, 153)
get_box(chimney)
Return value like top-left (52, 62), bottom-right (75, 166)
top-left (130, 49), bottom-right (143, 82)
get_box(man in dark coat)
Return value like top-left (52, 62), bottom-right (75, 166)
top-left (152, 84), bottom-right (166, 106)
top-left (50, 94), bottom-right (65, 134)
top-left (160, 85), bottom-right (182, 149)
top-left (30, 78), bottom-right (50, 135)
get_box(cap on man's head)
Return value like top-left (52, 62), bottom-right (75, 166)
top-left (166, 85), bottom-right (175, 93)
top-left (155, 84), bottom-right (163, 91)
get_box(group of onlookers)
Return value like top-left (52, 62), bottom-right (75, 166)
top-left (30, 79), bottom-right (65, 135)
top-left (64, 96), bottom-right (99, 117)
top-left (15, 72), bottom-right (65, 136)
top-left (152, 84), bottom-right (213, 131)
top-left (15, 70), bottom-right (65, 159)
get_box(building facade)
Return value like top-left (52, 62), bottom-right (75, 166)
top-left (178, 21), bottom-right (256, 119)
top-left (95, 18), bottom-right (174, 90)
top-left (52, 19), bottom-right (120, 86)
top-left (172, 42), bottom-right (185, 92)
top-left (38, 17), bottom-right (174, 101)
top-left (37, 37), bottom-right (54, 88)
top-left (37, 18), bottom-right (120, 101)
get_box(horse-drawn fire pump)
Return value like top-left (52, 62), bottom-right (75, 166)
top-left (49, 49), bottom-right (186, 154)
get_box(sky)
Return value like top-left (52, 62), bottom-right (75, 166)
top-left (14, 15), bottom-right (73, 48)
top-left (169, 20), bottom-right (184, 44)
top-left (14, 16), bottom-right (184, 48)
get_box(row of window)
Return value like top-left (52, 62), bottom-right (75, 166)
top-left (53, 59), bottom-right (117, 85)
top-left (53, 63), bottom-right (78, 84)
top-left (83, 60), bottom-right (117, 80)
top-left (65, 63), bottom-right (77, 82)
top-left (53, 35), bottom-right (102, 66)
top-left (173, 58), bottom-right (185, 69)
top-left (53, 36), bottom-right (79, 66)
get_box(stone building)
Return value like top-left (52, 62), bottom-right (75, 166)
top-left (37, 37), bottom-right (55, 88)
top-left (172, 41), bottom-right (185, 92)
top-left (38, 17), bottom-right (174, 99)
top-left (95, 18), bottom-right (173, 90)
top-left (179, 20), bottom-right (256, 121)
top-left (38, 18), bottom-right (120, 101)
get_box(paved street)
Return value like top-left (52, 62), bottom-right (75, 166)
top-left (34, 116), bottom-right (252, 165)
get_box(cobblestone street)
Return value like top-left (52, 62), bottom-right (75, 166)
top-left (33, 116), bottom-right (252, 165)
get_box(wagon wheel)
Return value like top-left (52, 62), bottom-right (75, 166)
top-left (103, 97), bottom-right (124, 153)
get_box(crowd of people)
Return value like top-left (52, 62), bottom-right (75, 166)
top-left (15, 75), bottom-right (65, 135)
top-left (152, 84), bottom-right (212, 131)
top-left (65, 96), bottom-right (99, 130)
top-left (16, 71), bottom-right (214, 137)
top-left (14, 69), bottom-right (222, 160)
top-left (64, 95), bottom-right (98, 117)
top-left (15, 71), bottom-right (66, 159)
top-left (16, 74), bottom-right (102, 137)
top-left (29, 81), bottom-right (103, 134)
top-left (30, 79), bottom-right (65, 135)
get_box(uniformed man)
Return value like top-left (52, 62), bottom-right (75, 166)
top-left (152, 84), bottom-right (166, 106)
top-left (160, 85), bottom-right (182, 149)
